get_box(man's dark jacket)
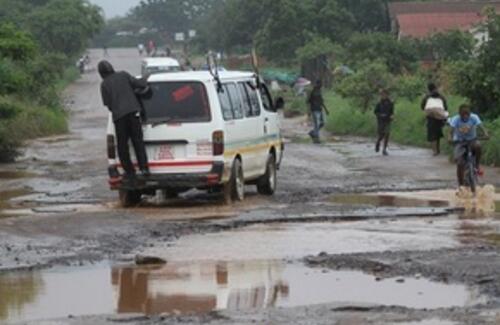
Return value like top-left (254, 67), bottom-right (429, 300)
top-left (100, 71), bottom-right (148, 122)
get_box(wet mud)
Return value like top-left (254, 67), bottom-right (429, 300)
top-left (0, 261), bottom-right (484, 323)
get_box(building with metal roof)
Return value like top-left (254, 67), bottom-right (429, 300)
top-left (389, 1), bottom-right (500, 39)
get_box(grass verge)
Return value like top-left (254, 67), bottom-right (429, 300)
top-left (298, 91), bottom-right (500, 166)
top-left (0, 66), bottom-right (77, 162)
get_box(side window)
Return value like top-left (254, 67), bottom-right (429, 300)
top-left (259, 84), bottom-right (273, 112)
top-left (238, 83), bottom-right (252, 117)
top-left (226, 83), bottom-right (244, 120)
top-left (218, 85), bottom-right (233, 120)
top-left (244, 82), bottom-right (261, 117)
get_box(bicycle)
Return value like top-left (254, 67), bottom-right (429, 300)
top-left (453, 137), bottom-right (488, 194)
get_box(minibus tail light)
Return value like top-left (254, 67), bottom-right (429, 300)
top-left (212, 131), bottom-right (224, 156)
top-left (107, 135), bottom-right (116, 159)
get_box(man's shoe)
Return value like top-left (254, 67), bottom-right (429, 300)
top-left (140, 169), bottom-right (151, 177)
top-left (122, 174), bottom-right (137, 187)
top-left (383, 150), bottom-right (389, 156)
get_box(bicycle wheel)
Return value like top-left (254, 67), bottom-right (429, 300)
top-left (465, 161), bottom-right (477, 194)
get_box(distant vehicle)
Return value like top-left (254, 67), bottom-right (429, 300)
top-left (106, 70), bottom-right (285, 206)
top-left (141, 57), bottom-right (181, 76)
top-left (199, 64), bottom-right (226, 72)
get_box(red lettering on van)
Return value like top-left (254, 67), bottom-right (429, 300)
top-left (172, 85), bottom-right (194, 102)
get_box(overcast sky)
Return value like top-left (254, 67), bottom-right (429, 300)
top-left (89, 0), bottom-right (141, 18)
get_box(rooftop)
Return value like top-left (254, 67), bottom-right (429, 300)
top-left (389, 1), bottom-right (500, 16)
top-left (389, 1), bottom-right (500, 38)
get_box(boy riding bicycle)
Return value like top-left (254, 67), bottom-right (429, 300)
top-left (448, 104), bottom-right (489, 187)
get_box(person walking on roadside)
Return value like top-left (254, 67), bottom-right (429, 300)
top-left (421, 83), bottom-right (448, 156)
top-left (138, 43), bottom-right (145, 56)
top-left (307, 80), bottom-right (329, 144)
top-left (98, 60), bottom-right (150, 182)
top-left (374, 89), bottom-right (394, 156)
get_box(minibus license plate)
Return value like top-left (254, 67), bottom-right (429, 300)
top-left (156, 145), bottom-right (174, 160)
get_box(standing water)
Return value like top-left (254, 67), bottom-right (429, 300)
top-left (0, 260), bottom-right (484, 323)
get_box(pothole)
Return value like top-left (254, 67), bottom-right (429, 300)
top-left (329, 186), bottom-right (500, 217)
top-left (330, 193), bottom-right (450, 208)
top-left (0, 189), bottom-right (34, 218)
top-left (0, 260), bottom-right (484, 323)
top-left (0, 170), bottom-right (36, 180)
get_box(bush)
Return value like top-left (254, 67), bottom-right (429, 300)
top-left (0, 96), bottom-right (20, 119)
top-left (0, 124), bottom-right (20, 163)
top-left (395, 73), bottom-right (426, 102)
top-left (412, 30), bottom-right (475, 62)
top-left (0, 23), bottom-right (36, 61)
top-left (0, 58), bottom-right (31, 95)
top-left (448, 12), bottom-right (500, 119)
top-left (0, 96), bottom-right (67, 162)
top-left (482, 118), bottom-right (500, 166)
top-left (344, 32), bottom-right (418, 74)
top-left (335, 60), bottom-right (395, 112)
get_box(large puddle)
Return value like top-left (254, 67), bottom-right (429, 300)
top-left (330, 186), bottom-right (500, 217)
top-left (0, 260), bottom-right (483, 323)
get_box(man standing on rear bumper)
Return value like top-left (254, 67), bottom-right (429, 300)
top-left (98, 60), bottom-right (150, 179)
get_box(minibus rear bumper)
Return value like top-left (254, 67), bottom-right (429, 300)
top-left (108, 161), bottom-right (224, 190)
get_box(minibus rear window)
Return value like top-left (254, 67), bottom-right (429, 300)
top-left (142, 82), bottom-right (211, 123)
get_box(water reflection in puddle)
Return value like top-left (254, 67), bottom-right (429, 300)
top-left (330, 194), bottom-right (450, 208)
top-left (0, 170), bottom-right (35, 180)
top-left (0, 261), bottom-right (482, 323)
top-left (394, 320), bottom-right (457, 325)
top-left (331, 186), bottom-right (500, 218)
top-left (0, 189), bottom-right (33, 218)
top-left (0, 189), bottom-right (32, 210)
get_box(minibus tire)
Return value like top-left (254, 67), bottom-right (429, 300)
top-left (257, 154), bottom-right (277, 195)
top-left (223, 159), bottom-right (244, 204)
top-left (119, 189), bottom-right (142, 207)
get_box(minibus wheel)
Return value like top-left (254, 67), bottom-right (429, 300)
top-left (223, 159), bottom-right (245, 204)
top-left (257, 153), bottom-right (277, 195)
top-left (119, 189), bottom-right (142, 207)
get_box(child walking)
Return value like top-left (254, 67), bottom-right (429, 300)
top-left (374, 89), bottom-right (394, 156)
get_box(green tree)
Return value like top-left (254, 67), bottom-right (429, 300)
top-left (27, 0), bottom-right (104, 56)
top-left (197, 0), bottom-right (271, 52)
top-left (338, 0), bottom-right (390, 32)
top-left (450, 11), bottom-right (500, 118)
top-left (344, 32), bottom-right (418, 73)
top-left (255, 0), bottom-right (354, 63)
top-left (0, 23), bottom-right (36, 61)
top-left (336, 60), bottom-right (394, 112)
top-left (430, 30), bottom-right (476, 61)
top-left (133, 0), bottom-right (218, 38)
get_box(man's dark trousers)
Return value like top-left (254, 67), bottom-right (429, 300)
top-left (115, 112), bottom-right (148, 176)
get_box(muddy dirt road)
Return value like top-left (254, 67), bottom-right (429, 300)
top-left (1, 49), bottom-right (500, 324)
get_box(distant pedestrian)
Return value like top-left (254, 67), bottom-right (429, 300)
top-left (98, 60), bottom-right (150, 181)
top-left (138, 43), bottom-right (145, 56)
top-left (374, 89), bottom-right (394, 156)
top-left (103, 45), bottom-right (109, 57)
top-left (307, 80), bottom-right (329, 144)
top-left (147, 40), bottom-right (155, 57)
top-left (421, 83), bottom-right (448, 156)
